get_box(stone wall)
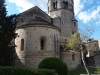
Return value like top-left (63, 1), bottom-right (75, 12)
top-left (94, 54), bottom-right (100, 66)
top-left (49, 9), bottom-right (77, 39)
top-left (61, 51), bottom-right (81, 69)
top-left (86, 52), bottom-right (100, 66)
top-left (53, 18), bottom-right (61, 29)
top-left (15, 25), bottom-right (60, 68)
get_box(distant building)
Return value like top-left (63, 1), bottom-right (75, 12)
top-left (86, 39), bottom-right (100, 66)
top-left (86, 38), bottom-right (99, 57)
top-left (86, 38), bottom-right (98, 51)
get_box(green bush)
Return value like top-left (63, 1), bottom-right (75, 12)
top-left (0, 66), bottom-right (56, 75)
top-left (97, 66), bottom-right (100, 74)
top-left (38, 57), bottom-right (68, 75)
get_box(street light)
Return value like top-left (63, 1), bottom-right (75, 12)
top-left (10, 41), bottom-right (16, 75)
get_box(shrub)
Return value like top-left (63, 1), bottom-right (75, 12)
top-left (38, 57), bottom-right (68, 75)
top-left (97, 66), bottom-right (100, 74)
top-left (0, 66), bottom-right (56, 75)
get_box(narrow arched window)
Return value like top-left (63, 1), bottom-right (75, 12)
top-left (63, 1), bottom-right (68, 8)
top-left (63, 1), bottom-right (66, 8)
top-left (72, 31), bottom-right (74, 34)
top-left (66, 1), bottom-right (68, 7)
top-left (48, 6), bottom-right (49, 12)
top-left (21, 38), bottom-right (24, 51)
top-left (53, 2), bottom-right (56, 9)
top-left (72, 54), bottom-right (75, 61)
top-left (53, 1), bottom-right (57, 9)
top-left (55, 1), bottom-right (57, 8)
top-left (40, 37), bottom-right (46, 50)
top-left (74, 22), bottom-right (76, 27)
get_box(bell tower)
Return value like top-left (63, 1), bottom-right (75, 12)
top-left (47, 0), bottom-right (78, 38)
top-left (48, 0), bottom-right (74, 15)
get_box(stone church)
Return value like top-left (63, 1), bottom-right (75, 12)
top-left (15, 0), bottom-right (81, 69)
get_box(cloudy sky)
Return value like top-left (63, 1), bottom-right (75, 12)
top-left (5, 0), bottom-right (100, 40)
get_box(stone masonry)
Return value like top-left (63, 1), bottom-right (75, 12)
top-left (15, 0), bottom-right (80, 69)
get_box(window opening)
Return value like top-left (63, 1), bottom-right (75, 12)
top-left (48, 6), bottom-right (49, 12)
top-left (72, 54), bottom-right (75, 61)
top-left (66, 1), bottom-right (68, 7)
top-left (53, 1), bottom-right (57, 9)
top-left (21, 38), bottom-right (24, 51)
top-left (74, 22), bottom-right (76, 27)
top-left (63, 1), bottom-right (68, 8)
top-left (40, 37), bottom-right (46, 50)
top-left (72, 31), bottom-right (74, 34)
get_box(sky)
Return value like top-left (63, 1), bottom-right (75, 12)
top-left (5, 0), bottom-right (100, 40)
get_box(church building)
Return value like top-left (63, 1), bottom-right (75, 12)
top-left (15, 0), bottom-right (81, 69)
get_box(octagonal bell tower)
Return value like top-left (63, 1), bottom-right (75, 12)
top-left (47, 0), bottom-right (78, 38)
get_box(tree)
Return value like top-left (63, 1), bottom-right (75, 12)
top-left (0, 0), bottom-right (17, 66)
top-left (63, 31), bottom-right (93, 75)
top-left (64, 32), bottom-right (81, 51)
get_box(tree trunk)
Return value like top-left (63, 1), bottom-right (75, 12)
top-left (81, 50), bottom-right (91, 75)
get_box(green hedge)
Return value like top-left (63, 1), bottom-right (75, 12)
top-left (0, 66), bottom-right (57, 75)
top-left (38, 57), bottom-right (68, 75)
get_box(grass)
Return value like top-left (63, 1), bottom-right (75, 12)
top-left (68, 67), bottom-right (98, 75)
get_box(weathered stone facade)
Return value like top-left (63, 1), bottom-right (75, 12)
top-left (15, 0), bottom-right (80, 69)
top-left (15, 26), bottom-right (60, 68)
top-left (61, 51), bottom-right (81, 69)
top-left (48, 0), bottom-right (78, 38)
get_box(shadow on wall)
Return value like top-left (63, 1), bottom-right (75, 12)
top-left (15, 52), bottom-right (25, 67)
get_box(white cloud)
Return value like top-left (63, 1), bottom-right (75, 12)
top-left (74, 0), bottom-right (94, 16)
top-left (7, 0), bottom-right (87, 16)
top-left (74, 0), bottom-right (100, 27)
top-left (74, 0), bottom-right (84, 16)
top-left (78, 6), bottom-right (100, 23)
top-left (83, 0), bottom-right (94, 4)
top-left (97, 1), bottom-right (100, 4)
top-left (8, 0), bottom-right (34, 12)
top-left (8, 0), bottom-right (47, 12)
top-left (7, 0), bottom-right (86, 15)
top-left (8, 0), bottom-right (100, 27)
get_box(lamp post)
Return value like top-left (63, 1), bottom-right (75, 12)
top-left (11, 42), bottom-right (16, 75)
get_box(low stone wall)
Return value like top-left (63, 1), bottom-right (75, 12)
top-left (94, 54), bottom-right (100, 66)
top-left (86, 52), bottom-right (100, 66)
top-left (61, 51), bottom-right (81, 70)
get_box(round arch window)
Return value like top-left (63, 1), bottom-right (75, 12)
top-left (40, 37), bottom-right (46, 50)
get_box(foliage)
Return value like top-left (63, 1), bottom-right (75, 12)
top-left (38, 57), bottom-right (68, 75)
top-left (63, 32), bottom-right (82, 51)
top-left (96, 66), bottom-right (100, 74)
top-left (62, 32), bottom-right (87, 54)
top-left (68, 32), bottom-right (81, 51)
top-left (63, 25), bottom-right (94, 75)
top-left (0, 66), bottom-right (56, 75)
top-left (0, 0), bottom-right (17, 66)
